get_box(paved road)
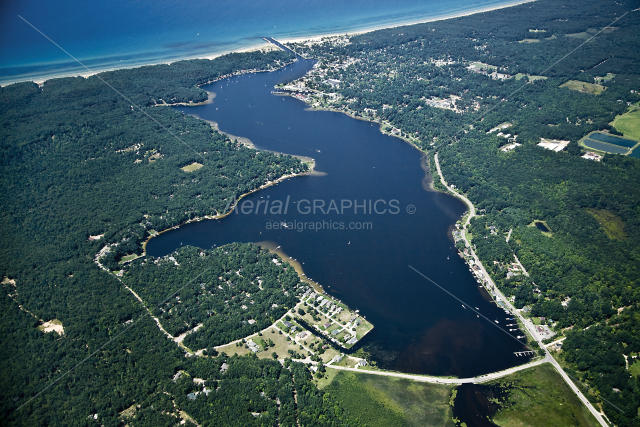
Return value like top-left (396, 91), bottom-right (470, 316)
top-left (328, 356), bottom-right (549, 384)
top-left (434, 153), bottom-right (475, 229)
top-left (433, 152), bottom-right (608, 427)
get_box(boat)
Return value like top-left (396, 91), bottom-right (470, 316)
top-left (462, 305), bottom-right (466, 309)
top-left (494, 320), bottom-right (499, 324)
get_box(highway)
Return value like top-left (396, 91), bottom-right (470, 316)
top-left (433, 152), bottom-right (608, 426)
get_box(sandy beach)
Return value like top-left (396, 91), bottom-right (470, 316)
top-left (3, 0), bottom-right (534, 87)
top-left (277, 0), bottom-right (534, 45)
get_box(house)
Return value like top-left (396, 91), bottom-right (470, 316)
top-left (332, 355), bottom-right (343, 363)
top-left (283, 321), bottom-right (293, 328)
top-left (220, 362), bottom-right (229, 373)
top-left (187, 393), bottom-right (197, 400)
top-left (582, 151), bottom-right (603, 161)
top-left (247, 340), bottom-right (260, 353)
top-left (357, 360), bottom-right (368, 367)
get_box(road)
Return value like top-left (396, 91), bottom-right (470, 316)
top-left (433, 153), bottom-right (475, 229)
top-left (433, 152), bottom-right (608, 427)
top-left (328, 356), bottom-right (549, 384)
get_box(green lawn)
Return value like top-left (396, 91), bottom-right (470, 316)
top-left (629, 360), bottom-right (640, 378)
top-left (489, 364), bottom-right (600, 427)
top-left (611, 107), bottom-right (640, 142)
top-left (325, 370), bottom-right (455, 427)
top-left (118, 254), bottom-right (141, 264)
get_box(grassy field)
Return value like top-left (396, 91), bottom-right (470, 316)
top-left (565, 32), bottom-right (590, 39)
top-left (489, 364), bottom-right (600, 427)
top-left (629, 360), bottom-right (640, 378)
top-left (216, 327), bottom-right (304, 360)
top-left (560, 80), bottom-right (605, 95)
top-left (181, 162), bottom-right (204, 172)
top-left (611, 107), bottom-right (640, 142)
top-left (325, 370), bottom-right (455, 427)
top-left (118, 254), bottom-right (141, 264)
top-left (587, 209), bottom-right (627, 240)
top-left (515, 73), bottom-right (547, 81)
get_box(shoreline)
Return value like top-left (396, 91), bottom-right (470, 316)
top-left (2, 0), bottom-right (535, 87)
top-left (278, 0), bottom-right (534, 46)
top-left (140, 162), bottom-right (316, 256)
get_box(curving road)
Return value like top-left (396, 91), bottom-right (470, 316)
top-left (433, 152), bottom-right (608, 426)
top-left (328, 355), bottom-right (549, 384)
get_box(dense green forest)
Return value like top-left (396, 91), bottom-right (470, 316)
top-left (122, 244), bottom-right (302, 350)
top-left (288, 0), bottom-right (640, 424)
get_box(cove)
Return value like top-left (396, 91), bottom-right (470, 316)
top-left (146, 57), bottom-right (531, 378)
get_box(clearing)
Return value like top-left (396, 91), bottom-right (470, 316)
top-left (630, 360), bottom-right (640, 378)
top-left (587, 209), bottom-right (627, 240)
top-left (560, 80), bottom-right (605, 95)
top-left (611, 106), bottom-right (640, 142)
top-left (38, 319), bottom-right (64, 335)
top-left (181, 162), bottom-right (204, 172)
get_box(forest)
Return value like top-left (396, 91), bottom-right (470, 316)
top-left (288, 0), bottom-right (640, 424)
top-left (122, 244), bottom-right (302, 350)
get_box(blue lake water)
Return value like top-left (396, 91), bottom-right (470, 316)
top-left (589, 132), bottom-right (637, 148)
top-left (145, 56), bottom-right (531, 378)
top-left (583, 139), bottom-right (630, 154)
top-left (2, 0), bottom-right (525, 85)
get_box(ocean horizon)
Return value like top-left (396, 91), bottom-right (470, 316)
top-left (0, 0), bottom-right (530, 86)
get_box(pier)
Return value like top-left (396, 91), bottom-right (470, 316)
top-left (514, 351), bottom-right (535, 357)
top-left (263, 37), bottom-right (297, 55)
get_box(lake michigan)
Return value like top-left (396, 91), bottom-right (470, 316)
top-left (2, 0), bottom-right (527, 85)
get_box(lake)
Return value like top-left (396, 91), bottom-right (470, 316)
top-left (589, 132), bottom-right (637, 148)
top-left (583, 139), bottom-right (629, 154)
top-left (145, 56), bottom-right (531, 378)
top-left (534, 221), bottom-right (550, 232)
